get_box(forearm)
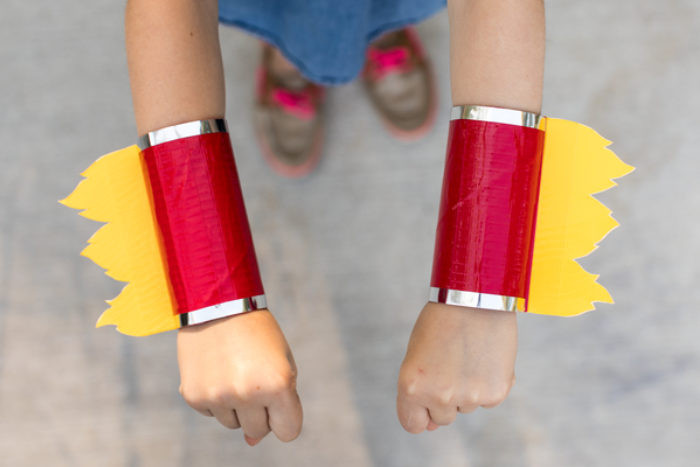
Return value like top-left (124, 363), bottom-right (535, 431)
top-left (447, 0), bottom-right (544, 113)
top-left (124, 1), bottom-right (303, 444)
top-left (125, 0), bottom-right (224, 134)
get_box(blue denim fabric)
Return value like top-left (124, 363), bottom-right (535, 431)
top-left (219, 0), bottom-right (446, 85)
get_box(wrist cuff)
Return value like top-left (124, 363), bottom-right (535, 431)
top-left (140, 119), bottom-right (266, 326)
top-left (429, 105), bottom-right (545, 312)
top-left (138, 119), bottom-right (228, 150)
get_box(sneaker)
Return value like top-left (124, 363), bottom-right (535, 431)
top-left (362, 27), bottom-right (437, 141)
top-left (254, 45), bottom-right (325, 178)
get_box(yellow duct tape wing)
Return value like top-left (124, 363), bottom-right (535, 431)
top-left (61, 146), bottom-right (178, 336)
top-left (527, 118), bottom-right (634, 316)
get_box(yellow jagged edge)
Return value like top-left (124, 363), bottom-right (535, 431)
top-left (527, 118), bottom-right (634, 316)
top-left (61, 146), bottom-right (178, 336)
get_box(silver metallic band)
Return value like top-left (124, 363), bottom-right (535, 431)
top-left (429, 287), bottom-right (522, 312)
top-left (179, 294), bottom-right (268, 327)
top-left (138, 119), bottom-right (228, 150)
top-left (450, 105), bottom-right (544, 130)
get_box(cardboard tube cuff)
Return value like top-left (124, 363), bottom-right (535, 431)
top-left (140, 120), bottom-right (266, 324)
top-left (429, 105), bottom-right (545, 312)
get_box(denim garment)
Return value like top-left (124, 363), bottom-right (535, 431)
top-left (219, 0), bottom-right (446, 85)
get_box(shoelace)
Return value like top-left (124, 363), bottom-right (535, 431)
top-left (366, 46), bottom-right (412, 80)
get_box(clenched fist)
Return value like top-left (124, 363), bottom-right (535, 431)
top-left (178, 310), bottom-right (302, 445)
top-left (397, 301), bottom-right (517, 433)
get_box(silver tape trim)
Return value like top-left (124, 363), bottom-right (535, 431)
top-left (138, 119), bottom-right (228, 150)
top-left (179, 294), bottom-right (267, 327)
top-left (450, 105), bottom-right (544, 130)
top-left (429, 287), bottom-right (522, 312)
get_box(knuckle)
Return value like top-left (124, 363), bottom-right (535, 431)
top-left (235, 385), bottom-right (260, 402)
top-left (181, 388), bottom-right (207, 410)
top-left (399, 363), bottom-right (431, 396)
top-left (269, 370), bottom-right (297, 394)
top-left (482, 383), bottom-right (512, 407)
top-left (181, 382), bottom-right (230, 408)
top-left (398, 376), bottom-right (419, 397)
top-left (482, 396), bottom-right (505, 408)
top-left (458, 389), bottom-right (481, 408)
top-left (206, 385), bottom-right (233, 406)
top-left (236, 369), bottom-right (297, 401)
top-left (436, 388), bottom-right (455, 406)
top-left (495, 381), bottom-right (513, 399)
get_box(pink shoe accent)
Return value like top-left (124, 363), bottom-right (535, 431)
top-left (272, 88), bottom-right (316, 120)
top-left (366, 47), bottom-right (412, 80)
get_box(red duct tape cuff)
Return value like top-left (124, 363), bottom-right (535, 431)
top-left (430, 106), bottom-right (545, 311)
top-left (140, 124), bottom-right (265, 321)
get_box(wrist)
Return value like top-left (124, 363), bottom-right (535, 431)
top-left (423, 301), bottom-right (517, 322)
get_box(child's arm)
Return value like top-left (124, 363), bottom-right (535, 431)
top-left (126, 0), bottom-right (225, 133)
top-left (447, 0), bottom-right (544, 113)
top-left (125, 0), bottom-right (302, 444)
top-left (397, 0), bottom-right (544, 433)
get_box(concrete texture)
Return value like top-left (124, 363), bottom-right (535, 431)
top-left (1, 1), bottom-right (700, 466)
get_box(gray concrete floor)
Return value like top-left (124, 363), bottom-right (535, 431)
top-left (2, 1), bottom-right (700, 466)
